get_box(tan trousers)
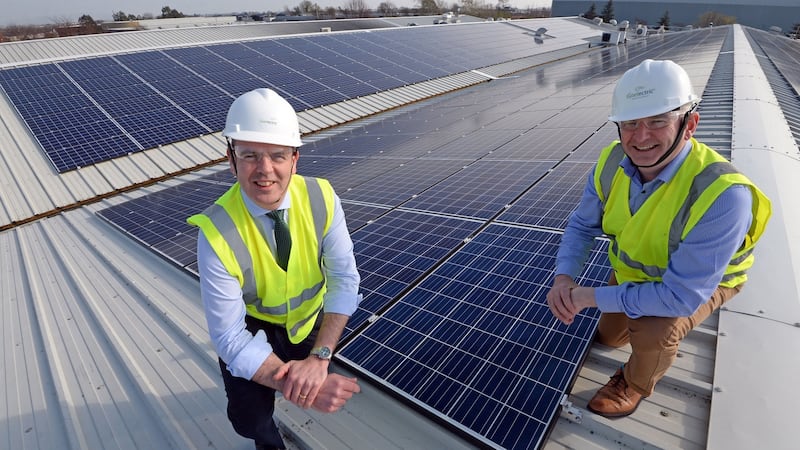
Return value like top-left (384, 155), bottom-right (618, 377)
top-left (596, 274), bottom-right (743, 396)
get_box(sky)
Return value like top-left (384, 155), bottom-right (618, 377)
top-left (3, 0), bottom-right (553, 26)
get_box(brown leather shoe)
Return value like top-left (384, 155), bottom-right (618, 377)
top-left (587, 368), bottom-right (645, 417)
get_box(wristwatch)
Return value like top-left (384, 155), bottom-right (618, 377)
top-left (310, 346), bottom-right (332, 360)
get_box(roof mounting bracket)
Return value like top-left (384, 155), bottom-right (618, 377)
top-left (560, 394), bottom-right (583, 423)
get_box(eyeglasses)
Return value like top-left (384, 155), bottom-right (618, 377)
top-left (617, 110), bottom-right (683, 132)
top-left (233, 148), bottom-right (295, 164)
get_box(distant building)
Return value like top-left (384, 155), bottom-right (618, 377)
top-left (552, 0), bottom-right (799, 33)
top-left (271, 13), bottom-right (317, 22)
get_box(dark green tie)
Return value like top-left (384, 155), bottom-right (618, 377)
top-left (268, 210), bottom-right (291, 271)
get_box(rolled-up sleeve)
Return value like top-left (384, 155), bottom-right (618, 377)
top-left (320, 194), bottom-right (362, 316)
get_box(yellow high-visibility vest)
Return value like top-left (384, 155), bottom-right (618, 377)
top-left (188, 175), bottom-right (335, 343)
top-left (593, 139), bottom-right (772, 287)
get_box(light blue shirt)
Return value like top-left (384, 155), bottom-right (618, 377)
top-left (556, 141), bottom-right (753, 318)
top-left (197, 184), bottom-right (361, 379)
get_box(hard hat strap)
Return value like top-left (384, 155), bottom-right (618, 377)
top-left (227, 138), bottom-right (238, 176)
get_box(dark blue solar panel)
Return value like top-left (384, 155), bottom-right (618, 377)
top-left (3, 21), bottom-right (583, 172)
top-left (340, 202), bottom-right (391, 232)
top-left (499, 162), bottom-right (595, 230)
top-left (0, 63), bottom-right (140, 171)
top-left (97, 172), bottom-right (233, 267)
top-left (59, 57), bottom-right (210, 154)
top-left (302, 133), bottom-right (419, 158)
top-left (345, 210), bottom-right (484, 338)
top-left (340, 158), bottom-right (471, 206)
top-left (291, 156), bottom-right (364, 182)
top-left (403, 160), bottom-right (555, 219)
top-left (339, 225), bottom-right (611, 449)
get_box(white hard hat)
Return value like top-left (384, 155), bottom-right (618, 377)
top-left (223, 88), bottom-right (303, 147)
top-left (609, 59), bottom-right (700, 122)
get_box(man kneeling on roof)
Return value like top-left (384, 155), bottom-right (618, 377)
top-left (545, 59), bottom-right (772, 417)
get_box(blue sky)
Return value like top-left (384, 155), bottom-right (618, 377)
top-left (3, 0), bottom-right (553, 26)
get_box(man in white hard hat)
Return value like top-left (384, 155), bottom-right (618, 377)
top-left (545, 60), bottom-right (772, 417)
top-left (188, 88), bottom-right (362, 449)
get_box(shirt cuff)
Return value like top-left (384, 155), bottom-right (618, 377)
top-left (323, 293), bottom-right (362, 316)
top-left (594, 286), bottom-right (623, 313)
top-left (226, 329), bottom-right (273, 380)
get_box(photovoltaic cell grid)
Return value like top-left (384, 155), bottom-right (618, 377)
top-left (344, 210), bottom-right (485, 338)
top-left (339, 225), bottom-right (612, 449)
top-left (339, 202), bottom-right (391, 232)
top-left (0, 63), bottom-right (141, 171)
top-left (484, 127), bottom-right (599, 162)
top-left (498, 162), bottom-right (595, 230)
top-left (97, 173), bottom-right (233, 270)
top-left (0, 21), bottom-right (559, 173)
top-left (339, 158), bottom-right (473, 206)
top-left (403, 160), bottom-right (556, 219)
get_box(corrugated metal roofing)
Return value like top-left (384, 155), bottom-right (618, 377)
top-left (1, 19), bottom-right (798, 450)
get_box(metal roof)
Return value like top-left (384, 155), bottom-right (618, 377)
top-left (1, 19), bottom-right (798, 450)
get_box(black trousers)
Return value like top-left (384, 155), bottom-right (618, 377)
top-left (219, 315), bottom-right (319, 448)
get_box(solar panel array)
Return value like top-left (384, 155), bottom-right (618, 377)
top-left (744, 28), bottom-right (800, 151)
top-left (96, 26), bottom-right (733, 449)
top-left (1, 21), bottom-right (573, 173)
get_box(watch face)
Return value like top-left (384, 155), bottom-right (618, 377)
top-left (313, 346), bottom-right (332, 359)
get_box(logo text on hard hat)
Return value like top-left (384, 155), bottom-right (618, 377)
top-left (627, 86), bottom-right (655, 100)
top-left (260, 118), bottom-right (278, 126)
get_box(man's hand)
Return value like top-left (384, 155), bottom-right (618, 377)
top-left (274, 363), bottom-right (360, 412)
top-left (547, 274), bottom-right (579, 325)
top-left (310, 373), bottom-right (360, 413)
top-left (274, 357), bottom-right (329, 408)
top-left (546, 274), bottom-right (596, 325)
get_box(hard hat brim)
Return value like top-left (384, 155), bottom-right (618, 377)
top-left (223, 130), bottom-right (303, 148)
top-left (609, 97), bottom-right (701, 122)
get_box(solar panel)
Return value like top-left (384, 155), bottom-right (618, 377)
top-left (97, 172), bottom-right (232, 270)
top-left (568, 124), bottom-right (619, 163)
top-left (340, 158), bottom-right (471, 206)
top-left (340, 202), bottom-right (391, 231)
top-left (0, 64), bottom-right (139, 171)
top-left (344, 210), bottom-right (485, 337)
top-left (3, 21), bottom-right (603, 172)
top-left (402, 160), bottom-right (555, 219)
top-left (338, 225), bottom-right (611, 449)
top-left (498, 162), bottom-right (594, 230)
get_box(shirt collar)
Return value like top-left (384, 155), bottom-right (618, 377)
top-left (620, 139), bottom-right (694, 185)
